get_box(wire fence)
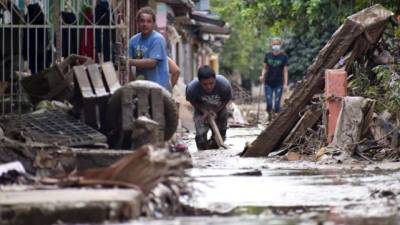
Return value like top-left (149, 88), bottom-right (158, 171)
top-left (0, 0), bottom-right (130, 115)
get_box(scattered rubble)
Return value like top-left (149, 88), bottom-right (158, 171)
top-left (0, 52), bottom-right (187, 224)
top-left (241, 4), bottom-right (400, 164)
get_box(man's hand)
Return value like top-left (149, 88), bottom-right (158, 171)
top-left (119, 56), bottom-right (131, 65)
top-left (283, 84), bottom-right (288, 92)
top-left (201, 110), bottom-right (217, 123)
top-left (209, 111), bottom-right (217, 119)
top-left (259, 75), bottom-right (264, 82)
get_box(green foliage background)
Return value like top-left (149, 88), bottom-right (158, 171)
top-left (211, 0), bottom-right (400, 82)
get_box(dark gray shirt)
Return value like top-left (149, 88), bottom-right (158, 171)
top-left (186, 75), bottom-right (233, 112)
top-left (264, 52), bottom-right (288, 87)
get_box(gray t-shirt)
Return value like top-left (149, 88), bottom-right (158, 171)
top-left (186, 75), bottom-right (233, 112)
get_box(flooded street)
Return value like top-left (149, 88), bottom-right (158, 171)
top-left (1, 1), bottom-right (399, 225)
top-left (129, 127), bottom-right (400, 225)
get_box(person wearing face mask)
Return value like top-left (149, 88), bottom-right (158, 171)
top-left (259, 37), bottom-right (288, 121)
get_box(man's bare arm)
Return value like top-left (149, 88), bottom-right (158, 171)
top-left (283, 65), bottom-right (288, 91)
top-left (168, 57), bottom-right (180, 87)
top-left (259, 63), bottom-right (268, 82)
top-left (215, 100), bottom-right (230, 114)
top-left (129, 58), bottom-right (157, 69)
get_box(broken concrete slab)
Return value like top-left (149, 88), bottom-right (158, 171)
top-left (331, 96), bottom-right (375, 154)
top-left (0, 188), bottom-right (142, 225)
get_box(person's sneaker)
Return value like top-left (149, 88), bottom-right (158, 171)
top-left (267, 112), bottom-right (272, 122)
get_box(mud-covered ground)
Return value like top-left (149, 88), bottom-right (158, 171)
top-left (128, 126), bottom-right (400, 225)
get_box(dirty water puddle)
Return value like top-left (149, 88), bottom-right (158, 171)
top-left (132, 127), bottom-right (400, 224)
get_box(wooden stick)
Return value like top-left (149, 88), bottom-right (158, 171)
top-left (208, 117), bottom-right (228, 149)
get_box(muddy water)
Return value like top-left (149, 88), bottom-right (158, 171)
top-left (130, 127), bottom-right (400, 225)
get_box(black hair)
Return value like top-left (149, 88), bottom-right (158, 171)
top-left (197, 65), bottom-right (216, 80)
top-left (137, 6), bottom-right (156, 23)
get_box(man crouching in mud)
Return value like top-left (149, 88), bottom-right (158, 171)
top-left (186, 65), bottom-right (233, 150)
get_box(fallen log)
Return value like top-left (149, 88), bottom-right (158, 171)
top-left (241, 4), bottom-right (393, 157)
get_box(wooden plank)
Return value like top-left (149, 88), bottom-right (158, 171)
top-left (82, 99), bottom-right (99, 129)
top-left (150, 88), bottom-right (165, 127)
top-left (150, 88), bottom-right (165, 143)
top-left (121, 87), bottom-right (135, 131)
top-left (208, 117), bottom-right (228, 149)
top-left (136, 87), bottom-right (150, 117)
top-left (73, 65), bottom-right (95, 98)
top-left (97, 96), bottom-right (109, 133)
top-left (283, 105), bottom-right (322, 144)
top-left (240, 5), bottom-right (393, 157)
top-left (101, 62), bottom-right (121, 94)
top-left (87, 64), bottom-right (108, 97)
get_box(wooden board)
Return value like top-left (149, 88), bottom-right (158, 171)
top-left (101, 62), bottom-right (121, 94)
top-left (283, 105), bottom-right (322, 144)
top-left (120, 87), bottom-right (135, 131)
top-left (87, 64), bottom-right (108, 97)
top-left (136, 87), bottom-right (150, 117)
top-left (150, 88), bottom-right (165, 143)
top-left (150, 88), bottom-right (165, 127)
top-left (73, 65), bottom-right (95, 98)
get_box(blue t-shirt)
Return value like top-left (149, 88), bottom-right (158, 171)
top-left (186, 75), bottom-right (233, 112)
top-left (128, 31), bottom-right (170, 90)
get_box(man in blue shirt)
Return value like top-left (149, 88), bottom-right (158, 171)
top-left (128, 7), bottom-right (170, 90)
top-left (186, 65), bottom-right (233, 150)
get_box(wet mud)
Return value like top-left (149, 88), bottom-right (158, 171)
top-left (131, 127), bottom-right (400, 225)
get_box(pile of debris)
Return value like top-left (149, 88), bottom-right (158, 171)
top-left (230, 81), bottom-right (252, 105)
top-left (0, 131), bottom-right (193, 224)
top-left (0, 54), bottom-right (189, 224)
top-left (242, 4), bottom-right (400, 163)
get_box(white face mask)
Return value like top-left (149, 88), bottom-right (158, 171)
top-left (272, 45), bottom-right (281, 52)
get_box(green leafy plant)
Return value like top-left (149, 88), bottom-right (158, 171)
top-left (373, 65), bottom-right (400, 118)
top-left (211, 0), bottom-right (399, 83)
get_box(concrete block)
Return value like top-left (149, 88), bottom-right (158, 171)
top-left (0, 188), bottom-right (142, 225)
